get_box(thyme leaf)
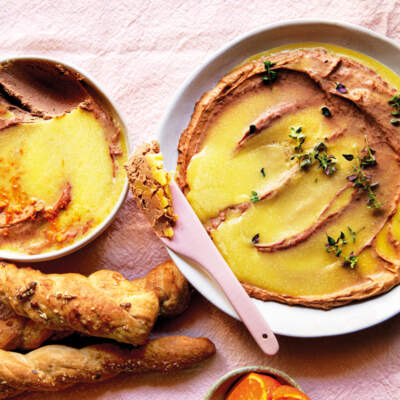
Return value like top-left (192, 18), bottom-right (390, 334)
top-left (348, 226), bottom-right (357, 243)
top-left (250, 190), bottom-right (260, 203)
top-left (300, 155), bottom-right (313, 170)
top-left (344, 252), bottom-right (358, 269)
top-left (263, 61), bottom-right (278, 85)
top-left (389, 94), bottom-right (400, 127)
top-left (288, 126), bottom-right (305, 152)
top-left (342, 154), bottom-right (354, 161)
top-left (260, 167), bottom-right (266, 177)
top-left (325, 231), bottom-right (358, 268)
top-left (389, 93), bottom-right (400, 110)
top-left (321, 106), bottom-right (332, 117)
top-left (251, 233), bottom-right (260, 244)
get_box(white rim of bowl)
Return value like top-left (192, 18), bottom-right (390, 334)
top-left (157, 19), bottom-right (400, 337)
top-left (158, 18), bottom-right (400, 146)
top-left (0, 55), bottom-right (130, 262)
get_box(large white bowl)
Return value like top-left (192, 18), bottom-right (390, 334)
top-left (0, 56), bottom-right (129, 263)
top-left (158, 20), bottom-right (400, 337)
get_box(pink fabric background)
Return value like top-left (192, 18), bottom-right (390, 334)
top-left (2, 1), bottom-right (400, 398)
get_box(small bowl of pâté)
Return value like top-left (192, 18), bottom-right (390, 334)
top-left (0, 57), bottom-right (129, 262)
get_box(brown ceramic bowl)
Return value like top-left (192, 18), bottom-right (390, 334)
top-left (204, 366), bottom-right (303, 400)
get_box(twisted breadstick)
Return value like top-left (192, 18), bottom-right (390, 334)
top-left (128, 259), bottom-right (191, 317)
top-left (0, 262), bottom-right (158, 346)
top-left (0, 299), bottom-right (55, 351)
top-left (0, 335), bottom-right (215, 399)
top-left (0, 263), bottom-right (184, 345)
top-left (0, 261), bottom-right (189, 351)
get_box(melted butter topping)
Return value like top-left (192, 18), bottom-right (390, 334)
top-left (184, 43), bottom-right (400, 302)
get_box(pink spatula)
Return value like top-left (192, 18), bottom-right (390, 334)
top-left (161, 181), bottom-right (279, 356)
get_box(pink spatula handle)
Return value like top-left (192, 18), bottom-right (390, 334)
top-left (161, 181), bottom-right (279, 356)
top-left (187, 238), bottom-right (279, 355)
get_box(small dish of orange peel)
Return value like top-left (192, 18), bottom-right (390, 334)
top-left (205, 366), bottom-right (310, 400)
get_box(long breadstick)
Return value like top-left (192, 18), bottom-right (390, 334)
top-left (0, 261), bottom-right (189, 348)
top-left (0, 335), bottom-right (215, 399)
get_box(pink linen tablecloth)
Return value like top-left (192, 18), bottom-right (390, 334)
top-left (2, 1), bottom-right (400, 398)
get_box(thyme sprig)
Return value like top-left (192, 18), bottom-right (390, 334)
top-left (326, 231), bottom-right (346, 257)
top-left (389, 94), bottom-right (400, 108)
top-left (263, 61), bottom-right (278, 85)
top-left (325, 229), bottom-right (358, 268)
top-left (359, 137), bottom-right (377, 169)
top-left (314, 142), bottom-right (337, 176)
top-left (347, 169), bottom-right (381, 209)
top-left (388, 94), bottom-right (400, 126)
top-left (344, 138), bottom-right (381, 209)
top-left (288, 126), bottom-right (305, 152)
top-left (291, 151), bottom-right (314, 170)
top-left (289, 127), bottom-right (337, 176)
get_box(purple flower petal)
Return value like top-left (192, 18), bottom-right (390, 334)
top-left (346, 174), bottom-right (357, 182)
top-left (336, 83), bottom-right (347, 94)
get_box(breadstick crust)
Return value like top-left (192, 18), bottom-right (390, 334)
top-left (0, 301), bottom-right (55, 351)
top-left (0, 317), bottom-right (52, 352)
top-left (0, 262), bottom-right (159, 346)
top-left (0, 335), bottom-right (216, 398)
top-left (134, 260), bottom-right (191, 317)
top-left (0, 260), bottom-right (190, 351)
top-left (0, 384), bottom-right (21, 400)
